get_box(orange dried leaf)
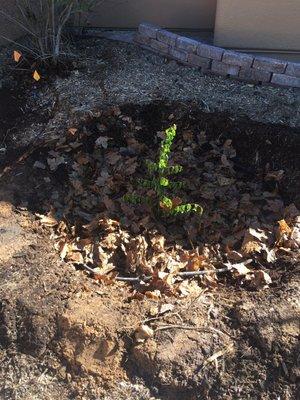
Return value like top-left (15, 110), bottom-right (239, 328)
top-left (145, 290), bottom-right (161, 300)
top-left (278, 219), bottom-right (292, 235)
top-left (33, 70), bottom-right (41, 81)
top-left (68, 128), bottom-right (78, 135)
top-left (13, 50), bottom-right (22, 62)
top-left (186, 254), bottom-right (206, 271)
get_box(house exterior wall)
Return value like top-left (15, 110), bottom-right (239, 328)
top-left (0, 0), bottom-right (23, 46)
top-left (1, 0), bottom-right (299, 57)
top-left (0, 0), bottom-right (217, 45)
top-left (88, 0), bottom-right (217, 30)
top-left (214, 0), bottom-right (300, 51)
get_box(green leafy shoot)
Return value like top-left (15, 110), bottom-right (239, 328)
top-left (123, 124), bottom-right (203, 217)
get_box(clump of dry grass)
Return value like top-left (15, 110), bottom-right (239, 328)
top-left (0, 0), bottom-right (98, 63)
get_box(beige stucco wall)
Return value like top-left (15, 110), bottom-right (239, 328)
top-left (214, 0), bottom-right (300, 51)
top-left (0, 0), bottom-right (217, 45)
top-left (88, 0), bottom-right (217, 29)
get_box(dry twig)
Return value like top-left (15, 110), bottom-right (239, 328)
top-left (81, 264), bottom-right (232, 283)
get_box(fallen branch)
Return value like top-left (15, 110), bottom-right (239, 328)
top-left (81, 264), bottom-right (232, 283)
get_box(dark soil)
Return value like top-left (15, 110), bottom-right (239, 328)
top-left (0, 101), bottom-right (299, 399)
top-left (0, 53), bottom-right (73, 167)
top-left (0, 82), bottom-right (49, 167)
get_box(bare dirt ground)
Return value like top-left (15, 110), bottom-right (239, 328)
top-left (0, 38), bottom-right (300, 399)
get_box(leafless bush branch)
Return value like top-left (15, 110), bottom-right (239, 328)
top-left (0, 0), bottom-right (100, 63)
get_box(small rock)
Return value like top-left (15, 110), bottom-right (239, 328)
top-left (33, 161), bottom-right (46, 170)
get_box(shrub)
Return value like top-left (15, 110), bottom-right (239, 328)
top-left (124, 125), bottom-right (204, 216)
top-left (0, 0), bottom-right (98, 63)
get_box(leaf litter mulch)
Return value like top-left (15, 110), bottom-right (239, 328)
top-left (13, 101), bottom-right (299, 300)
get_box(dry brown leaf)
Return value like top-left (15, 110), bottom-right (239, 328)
top-left (68, 128), bottom-right (78, 136)
top-left (59, 241), bottom-right (69, 260)
top-left (241, 228), bottom-right (267, 254)
top-left (124, 159), bottom-right (138, 175)
top-left (242, 240), bottom-right (262, 255)
top-left (13, 50), bottom-right (22, 62)
top-left (289, 224), bottom-right (300, 249)
top-left (248, 228), bottom-right (268, 241)
top-left (33, 70), bottom-right (41, 81)
top-left (93, 263), bottom-right (115, 275)
top-left (226, 250), bottom-right (244, 262)
top-left (126, 138), bottom-right (146, 153)
top-left (76, 153), bottom-right (90, 165)
top-left (186, 254), bottom-right (207, 272)
top-left (276, 219), bottom-right (292, 246)
top-left (101, 232), bottom-right (120, 250)
top-left (71, 179), bottom-right (84, 194)
top-left (251, 270), bottom-right (272, 289)
top-left (95, 171), bottom-right (109, 187)
top-left (229, 261), bottom-right (252, 277)
top-left (36, 213), bottom-right (58, 227)
top-left (103, 196), bottom-right (115, 212)
top-left (123, 235), bottom-right (150, 274)
top-left (150, 235), bottom-right (165, 252)
top-left (159, 303), bottom-right (175, 315)
top-left (149, 272), bottom-right (175, 296)
top-left (145, 290), bottom-right (161, 300)
top-left (262, 246), bottom-right (277, 263)
top-left (217, 175), bottom-right (234, 186)
top-left (84, 218), bottom-right (120, 233)
top-left (278, 219), bottom-right (292, 235)
top-left (106, 152), bottom-right (121, 165)
top-left (66, 251), bottom-right (84, 264)
top-left (47, 155), bottom-right (65, 171)
top-left (135, 325), bottom-right (154, 343)
top-left (177, 279), bottom-right (202, 297)
top-left (202, 272), bottom-right (218, 288)
top-left (95, 136), bottom-right (111, 149)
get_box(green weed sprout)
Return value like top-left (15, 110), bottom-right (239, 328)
top-left (123, 125), bottom-right (203, 216)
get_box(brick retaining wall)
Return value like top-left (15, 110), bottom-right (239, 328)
top-left (134, 22), bottom-right (300, 89)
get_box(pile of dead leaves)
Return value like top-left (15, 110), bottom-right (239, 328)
top-left (33, 106), bottom-right (300, 297)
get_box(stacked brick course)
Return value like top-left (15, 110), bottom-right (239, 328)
top-left (134, 22), bottom-right (300, 89)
